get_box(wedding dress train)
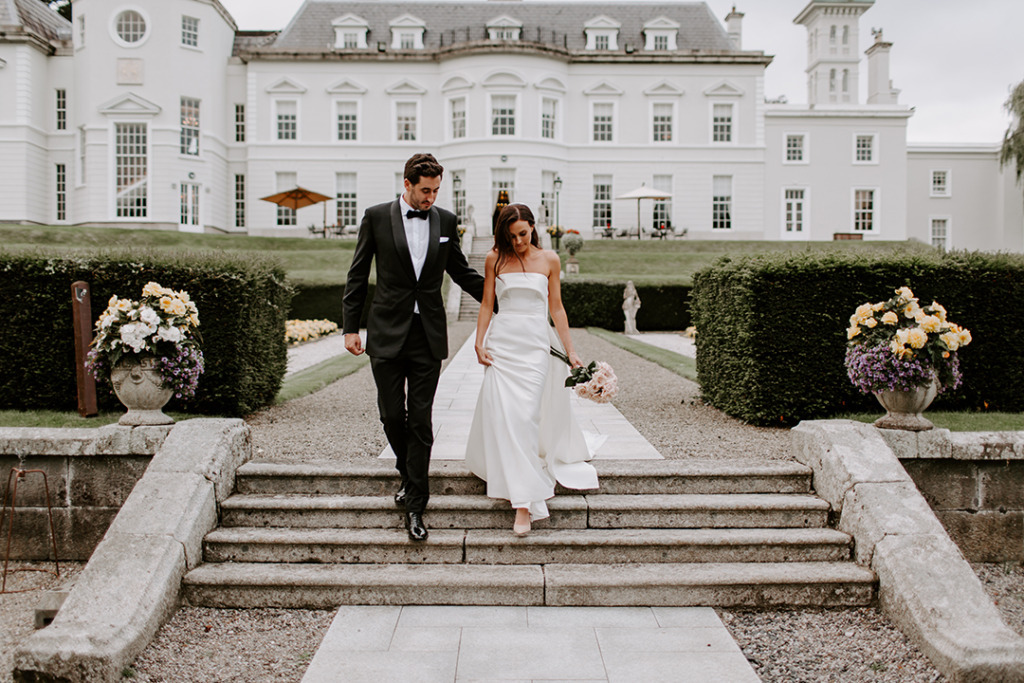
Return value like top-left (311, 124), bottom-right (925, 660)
top-left (465, 272), bottom-right (599, 520)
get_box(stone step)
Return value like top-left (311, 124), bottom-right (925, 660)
top-left (234, 460), bottom-right (812, 497)
top-left (182, 561), bottom-right (875, 608)
top-left (203, 527), bottom-right (853, 565)
top-left (220, 493), bottom-right (828, 530)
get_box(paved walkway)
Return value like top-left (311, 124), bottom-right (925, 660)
top-left (289, 330), bottom-right (759, 682)
top-left (301, 606), bottom-right (759, 683)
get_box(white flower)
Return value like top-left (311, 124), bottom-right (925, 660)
top-left (140, 306), bottom-right (160, 326)
top-left (100, 312), bottom-right (118, 329)
top-left (156, 325), bottom-right (183, 344)
top-left (119, 322), bottom-right (150, 353)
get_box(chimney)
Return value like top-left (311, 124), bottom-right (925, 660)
top-left (865, 28), bottom-right (900, 104)
top-left (725, 6), bottom-right (744, 50)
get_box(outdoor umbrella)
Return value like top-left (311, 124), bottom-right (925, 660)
top-left (260, 186), bottom-right (333, 235)
top-left (616, 184), bottom-right (673, 240)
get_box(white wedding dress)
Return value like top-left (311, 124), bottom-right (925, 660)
top-left (465, 271), bottom-right (599, 521)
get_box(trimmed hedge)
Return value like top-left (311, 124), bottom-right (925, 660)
top-left (290, 282), bottom-right (373, 328)
top-left (0, 250), bottom-right (291, 416)
top-left (691, 250), bottom-right (1024, 426)
top-left (561, 281), bottom-right (691, 331)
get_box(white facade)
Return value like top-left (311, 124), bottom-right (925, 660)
top-left (1, 0), bottom-right (1021, 252)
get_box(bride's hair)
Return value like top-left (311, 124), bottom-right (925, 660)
top-left (493, 203), bottom-right (539, 276)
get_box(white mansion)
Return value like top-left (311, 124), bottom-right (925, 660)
top-left (1, 0), bottom-right (1021, 250)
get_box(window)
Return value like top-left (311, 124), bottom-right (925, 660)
top-left (491, 168), bottom-right (515, 205)
top-left (396, 102), bottom-right (417, 141)
top-left (56, 89), bottom-right (67, 131)
top-left (276, 101), bottom-right (297, 141)
top-left (652, 103), bottom-right (672, 142)
top-left (855, 134), bottom-right (876, 163)
top-left (654, 34), bottom-right (668, 50)
top-left (829, 69), bottom-right (837, 94)
top-left (342, 31), bottom-right (359, 48)
top-left (180, 97), bottom-right (200, 156)
top-left (234, 104), bottom-right (245, 142)
top-left (592, 175), bottom-right (612, 229)
top-left (842, 69), bottom-right (849, 97)
top-left (490, 28), bottom-right (518, 41)
top-left (784, 189), bottom-right (805, 234)
top-left (491, 95), bottom-right (516, 136)
top-left (712, 104), bottom-right (733, 143)
top-left (785, 134), bottom-right (805, 162)
top-left (181, 16), bottom-right (199, 47)
top-left (115, 122), bottom-right (147, 218)
top-left (595, 34), bottom-right (609, 50)
top-left (337, 101), bottom-right (358, 141)
top-left (712, 175), bottom-right (732, 230)
top-left (842, 25), bottom-right (849, 46)
top-left (452, 172), bottom-right (467, 224)
top-left (55, 164), bottom-right (66, 221)
top-left (400, 32), bottom-right (415, 49)
top-left (276, 172), bottom-right (296, 226)
top-left (336, 173), bottom-right (357, 228)
top-left (450, 97), bottom-right (466, 139)
top-left (115, 10), bottom-right (146, 44)
top-left (541, 98), bottom-right (557, 140)
top-left (593, 103), bottom-right (613, 142)
top-left (931, 170), bottom-right (950, 197)
top-left (540, 171), bottom-right (556, 225)
top-left (652, 175), bottom-right (672, 230)
top-left (853, 189), bottom-right (875, 231)
top-left (180, 182), bottom-right (199, 227)
top-left (930, 218), bottom-right (948, 251)
top-left (234, 174), bottom-right (245, 228)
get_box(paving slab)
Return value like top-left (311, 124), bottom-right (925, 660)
top-left (301, 605), bottom-right (758, 683)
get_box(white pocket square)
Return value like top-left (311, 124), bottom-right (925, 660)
top-left (440, 236), bottom-right (450, 243)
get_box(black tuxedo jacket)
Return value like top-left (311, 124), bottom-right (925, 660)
top-left (343, 199), bottom-right (485, 360)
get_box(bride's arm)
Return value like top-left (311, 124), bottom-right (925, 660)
top-left (547, 251), bottom-right (583, 368)
top-left (474, 251), bottom-right (498, 366)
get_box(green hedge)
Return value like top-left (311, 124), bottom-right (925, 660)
top-left (561, 281), bottom-right (690, 331)
top-left (289, 282), bottom-right (374, 328)
top-left (0, 250), bottom-right (291, 416)
top-left (690, 250), bottom-right (1024, 426)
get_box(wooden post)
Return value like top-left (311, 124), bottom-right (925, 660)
top-left (71, 281), bottom-right (98, 417)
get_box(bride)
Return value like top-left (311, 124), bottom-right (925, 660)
top-left (465, 204), bottom-right (599, 536)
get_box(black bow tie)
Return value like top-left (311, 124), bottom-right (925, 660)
top-left (406, 209), bottom-right (429, 220)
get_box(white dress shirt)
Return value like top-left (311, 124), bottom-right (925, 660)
top-left (399, 196), bottom-right (430, 313)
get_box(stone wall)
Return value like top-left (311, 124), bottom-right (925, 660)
top-left (879, 429), bottom-right (1024, 563)
top-left (0, 425), bottom-right (171, 561)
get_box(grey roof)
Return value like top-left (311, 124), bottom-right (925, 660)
top-left (265, 1), bottom-right (738, 53)
top-left (1, 0), bottom-right (71, 43)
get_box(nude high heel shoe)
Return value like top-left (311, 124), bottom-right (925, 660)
top-left (513, 509), bottom-right (531, 536)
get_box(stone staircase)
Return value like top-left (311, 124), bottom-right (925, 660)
top-left (457, 241), bottom-right (490, 322)
top-left (182, 460), bottom-right (876, 608)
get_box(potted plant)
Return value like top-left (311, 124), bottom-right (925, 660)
top-left (845, 286), bottom-right (972, 431)
top-left (546, 225), bottom-right (564, 252)
top-left (562, 230), bottom-right (584, 275)
top-left (86, 282), bottom-right (205, 425)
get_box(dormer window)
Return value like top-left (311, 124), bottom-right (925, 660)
top-left (584, 16), bottom-right (620, 51)
top-left (332, 14), bottom-right (369, 49)
top-left (643, 17), bottom-right (679, 51)
top-left (389, 14), bottom-right (426, 50)
top-left (487, 15), bottom-right (522, 41)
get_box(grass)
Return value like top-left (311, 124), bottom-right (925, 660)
top-left (837, 411), bottom-right (1024, 432)
top-left (0, 410), bottom-right (191, 429)
top-left (275, 352), bottom-right (370, 404)
top-left (586, 327), bottom-right (698, 383)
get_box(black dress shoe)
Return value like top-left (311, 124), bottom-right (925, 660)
top-left (405, 511), bottom-right (428, 541)
top-left (394, 487), bottom-right (407, 508)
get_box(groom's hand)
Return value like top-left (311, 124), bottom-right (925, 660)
top-left (344, 333), bottom-right (364, 356)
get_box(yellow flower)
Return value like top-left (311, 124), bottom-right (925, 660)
top-left (847, 325), bottom-right (861, 340)
top-left (855, 303), bottom-right (873, 320)
top-left (907, 328), bottom-right (928, 349)
top-left (896, 286), bottom-right (915, 301)
top-left (881, 311), bottom-right (899, 325)
top-left (930, 302), bottom-right (947, 322)
top-left (890, 339), bottom-right (911, 358)
top-left (940, 331), bottom-right (961, 351)
top-left (864, 317), bottom-right (877, 328)
top-left (160, 296), bottom-right (187, 317)
top-left (958, 328), bottom-right (972, 346)
top-left (116, 299), bottom-right (133, 312)
top-left (872, 302), bottom-right (886, 312)
top-left (895, 328), bottom-right (910, 345)
top-left (918, 315), bottom-right (942, 333)
top-left (142, 281), bottom-right (172, 298)
top-left (903, 302), bottom-right (921, 319)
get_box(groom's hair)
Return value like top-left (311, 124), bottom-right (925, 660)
top-left (404, 153), bottom-right (444, 185)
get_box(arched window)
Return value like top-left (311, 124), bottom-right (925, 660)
top-left (829, 69), bottom-right (836, 92)
top-left (842, 69), bottom-right (849, 93)
top-left (829, 25), bottom-right (836, 44)
top-left (842, 25), bottom-right (849, 45)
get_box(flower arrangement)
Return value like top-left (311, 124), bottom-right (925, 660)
top-left (550, 348), bottom-right (619, 403)
top-left (286, 319), bottom-right (338, 345)
top-left (546, 225), bottom-right (564, 238)
top-left (845, 286), bottom-right (972, 395)
top-left (562, 233), bottom-right (584, 257)
top-left (86, 282), bottom-right (205, 401)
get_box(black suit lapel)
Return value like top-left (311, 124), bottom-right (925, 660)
top-left (423, 208), bottom-right (441, 279)
top-left (390, 200), bottom-right (417, 282)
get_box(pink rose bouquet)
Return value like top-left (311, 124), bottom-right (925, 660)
top-left (550, 348), bottom-right (619, 403)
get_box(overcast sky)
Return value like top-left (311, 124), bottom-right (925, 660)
top-left (219, 0), bottom-right (1023, 144)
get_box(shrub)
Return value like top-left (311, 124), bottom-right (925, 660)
top-left (289, 282), bottom-right (375, 328)
top-left (0, 250), bottom-right (291, 416)
top-left (560, 280), bottom-right (691, 331)
top-left (690, 250), bottom-right (1024, 426)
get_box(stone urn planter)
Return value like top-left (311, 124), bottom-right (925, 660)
top-left (111, 354), bottom-right (175, 426)
top-left (872, 378), bottom-right (938, 431)
top-left (565, 255), bottom-right (579, 275)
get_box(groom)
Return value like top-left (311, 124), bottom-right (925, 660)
top-left (343, 153), bottom-right (485, 541)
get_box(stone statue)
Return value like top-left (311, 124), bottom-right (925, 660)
top-left (465, 204), bottom-right (477, 235)
top-left (623, 280), bottom-right (641, 335)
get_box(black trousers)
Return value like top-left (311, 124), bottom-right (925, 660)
top-left (369, 315), bottom-right (442, 514)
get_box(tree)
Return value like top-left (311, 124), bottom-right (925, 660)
top-left (37, 0), bottom-right (71, 21)
top-left (1001, 80), bottom-right (1024, 184)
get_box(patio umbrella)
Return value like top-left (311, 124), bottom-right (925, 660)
top-left (260, 186), bottom-right (332, 234)
top-left (616, 184), bottom-right (673, 240)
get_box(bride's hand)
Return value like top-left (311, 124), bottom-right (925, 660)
top-left (475, 345), bottom-right (493, 366)
top-left (568, 351), bottom-right (584, 368)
